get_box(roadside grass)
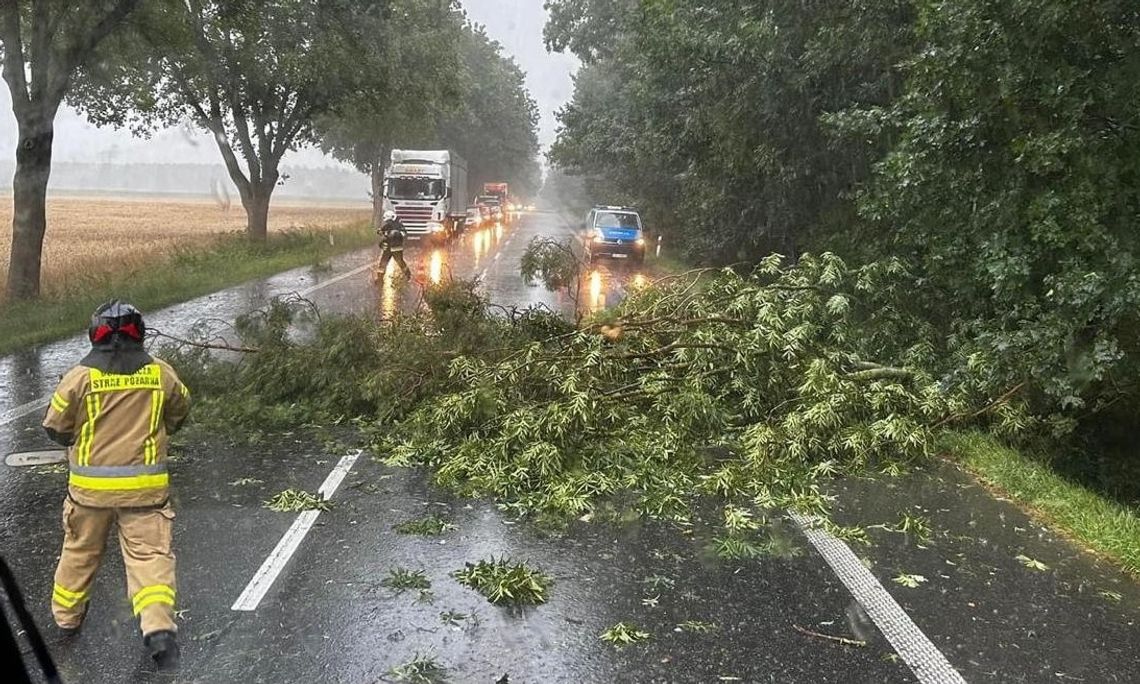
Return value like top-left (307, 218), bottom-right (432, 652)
top-left (943, 431), bottom-right (1140, 577)
top-left (645, 247), bottom-right (691, 275)
top-left (0, 224), bottom-right (373, 355)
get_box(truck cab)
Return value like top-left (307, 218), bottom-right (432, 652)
top-left (383, 150), bottom-right (468, 241)
top-left (586, 206), bottom-right (646, 264)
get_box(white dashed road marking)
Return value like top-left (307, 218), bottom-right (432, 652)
top-left (791, 513), bottom-right (967, 684)
top-left (232, 449), bottom-right (363, 611)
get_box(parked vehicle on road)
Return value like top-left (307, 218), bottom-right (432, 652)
top-left (585, 205), bottom-right (646, 264)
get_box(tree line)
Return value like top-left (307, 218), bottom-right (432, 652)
top-left (545, 1), bottom-right (1140, 473)
top-left (0, 0), bottom-right (540, 300)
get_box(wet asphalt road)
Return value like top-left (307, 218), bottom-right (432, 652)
top-left (1, 210), bottom-right (1138, 683)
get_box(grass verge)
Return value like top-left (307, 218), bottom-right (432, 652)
top-left (943, 431), bottom-right (1140, 576)
top-left (0, 224), bottom-right (373, 355)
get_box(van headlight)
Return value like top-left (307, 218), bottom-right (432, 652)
top-left (428, 222), bottom-right (445, 233)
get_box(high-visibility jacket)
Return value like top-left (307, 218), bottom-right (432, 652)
top-left (43, 358), bottom-right (191, 508)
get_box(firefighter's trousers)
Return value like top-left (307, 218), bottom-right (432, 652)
top-left (379, 247), bottom-right (412, 278)
top-left (52, 498), bottom-right (177, 636)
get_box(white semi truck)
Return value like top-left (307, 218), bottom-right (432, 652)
top-left (382, 150), bottom-right (468, 240)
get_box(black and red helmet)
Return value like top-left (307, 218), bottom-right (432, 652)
top-left (88, 300), bottom-right (146, 346)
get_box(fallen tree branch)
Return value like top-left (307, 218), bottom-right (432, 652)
top-left (792, 624), bottom-right (866, 647)
top-left (931, 382), bottom-right (1026, 429)
top-left (152, 331), bottom-right (260, 354)
top-left (610, 341), bottom-right (734, 360)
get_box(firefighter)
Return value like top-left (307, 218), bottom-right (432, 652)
top-left (43, 300), bottom-right (190, 666)
top-left (377, 209), bottom-right (413, 280)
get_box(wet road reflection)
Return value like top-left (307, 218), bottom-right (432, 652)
top-left (427, 248), bottom-right (443, 284)
top-left (466, 221), bottom-right (506, 271)
top-left (585, 263), bottom-right (650, 314)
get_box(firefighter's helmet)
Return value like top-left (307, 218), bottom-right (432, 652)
top-left (383, 210), bottom-right (397, 223)
top-left (88, 300), bottom-right (146, 346)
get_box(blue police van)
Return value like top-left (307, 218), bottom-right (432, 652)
top-left (585, 205), bottom-right (646, 264)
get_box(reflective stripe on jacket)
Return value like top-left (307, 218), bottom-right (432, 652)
top-left (44, 359), bottom-right (190, 508)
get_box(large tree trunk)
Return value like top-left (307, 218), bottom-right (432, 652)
top-left (6, 111), bottom-right (55, 300)
top-left (243, 183), bottom-right (273, 242)
top-left (371, 146), bottom-right (389, 230)
top-left (371, 163), bottom-right (384, 230)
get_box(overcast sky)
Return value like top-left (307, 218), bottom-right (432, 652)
top-left (0, 0), bottom-right (578, 167)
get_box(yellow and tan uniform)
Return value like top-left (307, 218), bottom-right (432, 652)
top-left (43, 358), bottom-right (190, 635)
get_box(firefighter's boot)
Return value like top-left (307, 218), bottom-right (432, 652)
top-left (145, 629), bottom-right (179, 667)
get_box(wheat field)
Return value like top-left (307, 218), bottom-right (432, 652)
top-left (0, 195), bottom-right (370, 297)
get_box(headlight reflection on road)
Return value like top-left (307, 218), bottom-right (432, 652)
top-left (472, 229), bottom-right (487, 267)
top-left (428, 249), bottom-right (444, 284)
top-left (380, 263), bottom-right (398, 319)
top-left (587, 270), bottom-right (605, 312)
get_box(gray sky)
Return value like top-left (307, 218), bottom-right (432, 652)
top-left (0, 0), bottom-right (577, 167)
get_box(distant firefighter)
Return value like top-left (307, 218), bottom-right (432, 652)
top-left (378, 210), bottom-right (412, 280)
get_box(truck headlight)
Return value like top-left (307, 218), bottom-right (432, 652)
top-left (636, 238), bottom-right (645, 246)
top-left (428, 222), bottom-right (445, 233)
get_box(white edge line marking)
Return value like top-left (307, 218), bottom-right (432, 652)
top-left (1, 259), bottom-right (376, 429)
top-left (790, 512), bottom-right (967, 684)
top-left (231, 448), bottom-right (363, 612)
top-left (298, 261), bottom-right (375, 297)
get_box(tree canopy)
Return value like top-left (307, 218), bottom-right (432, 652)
top-left (73, 0), bottom-right (389, 240)
top-left (546, 0), bottom-right (1140, 452)
top-left (0, 0), bottom-right (142, 299)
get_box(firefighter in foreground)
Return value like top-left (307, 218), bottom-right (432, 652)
top-left (378, 209), bottom-right (413, 281)
top-left (43, 301), bottom-right (190, 666)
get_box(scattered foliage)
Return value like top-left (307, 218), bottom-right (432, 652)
top-left (676, 620), bottom-right (718, 633)
top-left (712, 536), bottom-right (764, 561)
top-left (263, 489), bottom-right (331, 513)
top-left (439, 611), bottom-right (472, 627)
top-left (389, 654), bottom-right (448, 684)
top-left (452, 558), bottom-right (551, 606)
top-left (1015, 555), bottom-right (1050, 572)
top-left (381, 568), bottom-right (432, 592)
top-left (891, 574), bottom-right (927, 589)
top-left (600, 622), bottom-right (651, 647)
top-left (394, 515), bottom-right (457, 536)
top-left (893, 513), bottom-right (933, 544)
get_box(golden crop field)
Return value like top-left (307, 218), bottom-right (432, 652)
top-left (0, 195), bottom-right (370, 297)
